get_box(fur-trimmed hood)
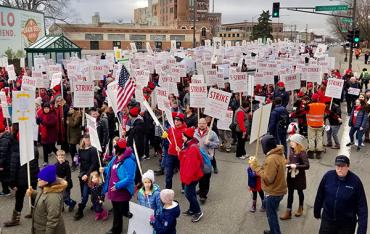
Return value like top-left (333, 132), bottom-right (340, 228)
top-left (43, 178), bottom-right (68, 194)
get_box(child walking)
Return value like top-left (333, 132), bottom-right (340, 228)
top-left (138, 170), bottom-right (162, 215)
top-left (55, 150), bottom-right (76, 212)
top-left (88, 171), bottom-right (108, 221)
top-left (280, 133), bottom-right (310, 220)
top-left (247, 166), bottom-right (264, 213)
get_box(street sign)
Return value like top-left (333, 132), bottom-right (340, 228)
top-left (341, 18), bottom-right (353, 23)
top-left (341, 29), bottom-right (348, 33)
top-left (315, 5), bottom-right (348, 11)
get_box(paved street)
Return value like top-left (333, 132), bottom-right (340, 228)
top-left (0, 113), bottom-right (370, 234)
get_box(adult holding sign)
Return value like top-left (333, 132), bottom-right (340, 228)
top-left (345, 77), bottom-right (361, 115)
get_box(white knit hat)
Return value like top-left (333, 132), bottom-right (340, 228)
top-left (142, 169), bottom-right (155, 183)
top-left (289, 134), bottom-right (308, 149)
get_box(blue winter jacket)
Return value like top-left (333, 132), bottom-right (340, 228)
top-left (349, 108), bottom-right (369, 129)
top-left (268, 105), bottom-right (289, 138)
top-left (102, 148), bottom-right (137, 196)
top-left (137, 183), bottom-right (162, 215)
top-left (273, 89), bottom-right (289, 107)
top-left (314, 170), bottom-right (368, 234)
top-left (152, 201), bottom-right (181, 234)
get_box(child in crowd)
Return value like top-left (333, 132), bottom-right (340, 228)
top-left (138, 170), bottom-right (162, 215)
top-left (247, 166), bottom-right (264, 213)
top-left (55, 150), bottom-right (76, 212)
top-left (150, 189), bottom-right (180, 234)
top-left (88, 171), bottom-right (108, 221)
top-left (103, 136), bottom-right (119, 164)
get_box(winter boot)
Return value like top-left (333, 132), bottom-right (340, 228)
top-left (295, 206), bottom-right (304, 217)
top-left (101, 209), bottom-right (108, 221)
top-left (316, 151), bottom-right (322, 159)
top-left (95, 211), bottom-right (102, 221)
top-left (24, 207), bottom-right (34, 219)
top-left (68, 200), bottom-right (77, 212)
top-left (307, 151), bottom-right (314, 159)
top-left (74, 204), bottom-right (84, 220)
top-left (279, 209), bottom-right (292, 220)
top-left (249, 200), bottom-right (257, 213)
top-left (4, 210), bottom-right (21, 227)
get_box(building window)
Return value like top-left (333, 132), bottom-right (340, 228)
top-left (224, 34), bottom-right (226, 37)
top-left (108, 34), bottom-right (125, 41)
top-left (113, 41), bottom-right (121, 49)
top-left (176, 41), bottom-right (181, 49)
top-left (181, 26), bottom-right (187, 29)
top-left (170, 35), bottom-right (185, 41)
top-left (201, 27), bottom-right (206, 37)
top-left (228, 34), bottom-right (231, 37)
top-left (232, 34), bottom-right (235, 37)
top-left (85, 34), bottom-right (103, 41)
top-left (237, 34), bottom-right (239, 37)
top-left (90, 41), bottom-right (99, 50)
top-left (155, 41), bottom-right (162, 50)
top-left (219, 33), bottom-right (222, 37)
top-left (135, 41), bottom-right (143, 50)
top-left (170, 7), bottom-right (173, 13)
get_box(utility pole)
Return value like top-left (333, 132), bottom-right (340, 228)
top-left (348, 0), bottom-right (357, 69)
top-left (192, 0), bottom-right (196, 48)
top-left (305, 24), bottom-right (308, 44)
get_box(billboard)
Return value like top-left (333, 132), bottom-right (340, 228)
top-left (0, 6), bottom-right (45, 54)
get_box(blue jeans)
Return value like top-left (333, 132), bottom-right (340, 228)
top-left (264, 195), bottom-right (284, 234)
top-left (327, 125), bottom-right (340, 146)
top-left (160, 147), bottom-right (168, 170)
top-left (79, 178), bottom-right (90, 209)
top-left (184, 181), bottom-right (201, 214)
top-left (63, 189), bottom-right (76, 207)
top-left (165, 155), bottom-right (179, 189)
top-left (349, 127), bottom-right (364, 147)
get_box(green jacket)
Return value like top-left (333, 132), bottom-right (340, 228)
top-left (31, 178), bottom-right (67, 234)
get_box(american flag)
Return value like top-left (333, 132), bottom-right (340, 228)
top-left (117, 65), bottom-right (135, 111)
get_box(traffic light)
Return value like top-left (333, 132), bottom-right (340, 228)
top-left (347, 30), bottom-right (354, 42)
top-left (272, 2), bottom-right (280, 18)
top-left (353, 29), bottom-right (360, 43)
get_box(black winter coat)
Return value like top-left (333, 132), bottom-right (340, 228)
top-left (143, 111), bottom-right (155, 134)
top-left (55, 160), bottom-right (73, 190)
top-left (184, 113), bottom-right (198, 128)
top-left (97, 117), bottom-right (109, 151)
top-left (78, 147), bottom-right (99, 178)
top-left (127, 117), bottom-right (145, 157)
top-left (0, 132), bottom-right (12, 180)
top-left (287, 150), bottom-right (310, 190)
top-left (8, 140), bottom-right (39, 188)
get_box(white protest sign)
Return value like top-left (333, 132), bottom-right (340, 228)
top-left (135, 84), bottom-right (146, 104)
top-left (216, 71), bottom-right (225, 88)
top-left (164, 100), bottom-right (174, 127)
top-left (146, 42), bottom-right (153, 55)
top-left (156, 87), bottom-right (168, 111)
top-left (314, 44), bottom-right (328, 58)
top-left (280, 73), bottom-right (300, 91)
top-left (12, 91), bottom-right (35, 123)
top-left (204, 88), bottom-right (232, 119)
top-left (21, 76), bottom-right (37, 91)
top-left (250, 103), bottom-right (272, 144)
top-left (204, 69), bottom-right (217, 86)
top-left (301, 66), bottom-right (322, 83)
top-left (92, 65), bottom-right (106, 80)
top-left (189, 83), bottom-right (207, 108)
top-left (217, 110), bottom-right (233, 131)
top-left (130, 43), bottom-right (138, 53)
top-left (106, 81), bottom-right (118, 114)
top-left (230, 72), bottom-right (247, 93)
top-left (34, 57), bottom-right (47, 72)
top-left (50, 72), bottom-right (62, 88)
top-left (191, 75), bottom-right (204, 84)
top-left (254, 96), bottom-right (266, 108)
top-left (127, 202), bottom-right (154, 234)
top-left (73, 82), bottom-right (94, 107)
top-left (0, 92), bottom-right (10, 118)
top-left (0, 57), bottom-right (8, 67)
top-left (168, 82), bottom-right (179, 97)
top-left (20, 57), bottom-right (25, 68)
top-left (171, 40), bottom-right (177, 50)
top-left (348, 87), bottom-right (360, 96)
top-left (19, 120), bottom-right (35, 166)
top-left (8, 70), bottom-right (16, 81)
top-left (85, 114), bottom-right (102, 152)
top-left (325, 78), bottom-right (344, 99)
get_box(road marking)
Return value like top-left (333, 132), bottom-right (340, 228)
top-left (339, 115), bottom-right (351, 158)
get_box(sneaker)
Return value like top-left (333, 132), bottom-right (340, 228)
top-left (238, 155), bottom-right (247, 160)
top-left (181, 189), bottom-right (184, 194)
top-left (142, 155), bottom-right (150, 160)
top-left (324, 143), bottom-right (333, 147)
top-left (154, 169), bottom-right (164, 176)
top-left (213, 168), bottom-right (218, 174)
top-left (346, 142), bottom-right (354, 147)
top-left (0, 192), bottom-right (11, 197)
top-left (191, 212), bottom-right (203, 222)
top-left (264, 230), bottom-right (271, 234)
top-left (199, 197), bottom-right (207, 204)
top-left (259, 206), bottom-right (266, 212)
top-left (362, 143), bottom-right (365, 147)
top-left (357, 146), bottom-right (361, 152)
top-left (68, 200), bottom-right (77, 212)
top-left (225, 148), bottom-right (231, 152)
top-left (183, 210), bottom-right (195, 216)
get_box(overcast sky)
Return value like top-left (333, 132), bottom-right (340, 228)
top-left (69, 0), bottom-right (343, 36)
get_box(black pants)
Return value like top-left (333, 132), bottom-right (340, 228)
top-left (198, 173), bottom-right (212, 199)
top-left (252, 190), bottom-right (265, 201)
top-left (287, 188), bottom-right (304, 209)
top-left (42, 143), bottom-right (57, 163)
top-left (211, 156), bottom-right (217, 170)
top-left (1, 180), bottom-right (10, 194)
top-left (69, 144), bottom-right (77, 166)
top-left (319, 218), bottom-right (356, 234)
top-left (236, 132), bottom-right (247, 157)
top-left (346, 99), bottom-right (355, 115)
top-left (144, 132), bottom-right (155, 157)
top-left (15, 184), bottom-right (36, 212)
top-left (111, 200), bottom-right (130, 234)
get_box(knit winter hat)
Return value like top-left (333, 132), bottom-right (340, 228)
top-left (129, 106), bottom-right (140, 117)
top-left (116, 138), bottom-right (127, 149)
top-left (183, 127), bottom-right (195, 139)
top-left (160, 189), bottom-right (175, 204)
top-left (142, 170), bottom-right (155, 183)
top-left (289, 134), bottom-right (308, 149)
top-left (38, 165), bottom-right (57, 184)
top-left (277, 81), bottom-right (285, 88)
top-left (261, 135), bottom-right (277, 155)
top-left (311, 93), bottom-right (320, 101)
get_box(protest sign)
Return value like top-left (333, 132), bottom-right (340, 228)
top-left (204, 69), bottom-right (217, 86)
top-left (216, 71), bottom-right (225, 88)
top-left (73, 82), bottom-right (94, 108)
top-left (230, 72), bottom-right (247, 93)
top-left (348, 87), bottom-right (361, 96)
top-left (50, 72), bottom-right (62, 89)
top-left (171, 40), bottom-right (177, 50)
top-left (21, 76), bottom-right (37, 91)
top-left (130, 43), bottom-right (138, 53)
top-left (325, 78), bottom-right (344, 99)
top-left (191, 75), bottom-right (204, 84)
top-left (204, 88), bottom-right (232, 119)
top-left (12, 91), bottom-right (35, 123)
top-left (156, 87), bottom-right (169, 111)
top-left (127, 202), bottom-right (154, 234)
top-left (217, 110), bottom-right (233, 131)
top-left (250, 103), bottom-right (272, 144)
top-left (314, 44), bottom-right (328, 58)
top-left (263, 71), bottom-right (275, 85)
top-left (106, 81), bottom-right (118, 114)
top-left (254, 96), bottom-right (266, 107)
top-left (85, 113), bottom-right (102, 152)
top-left (189, 83), bottom-right (207, 108)
top-left (280, 73), bottom-right (300, 91)
top-left (0, 92), bottom-right (10, 118)
top-left (301, 66), bottom-right (322, 83)
top-left (92, 65), bottom-right (107, 80)
top-left (34, 57), bottom-right (47, 72)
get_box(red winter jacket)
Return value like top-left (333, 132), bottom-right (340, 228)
top-left (55, 105), bottom-right (65, 143)
top-left (37, 108), bottom-right (58, 144)
top-left (167, 123), bottom-right (187, 156)
top-left (179, 139), bottom-right (204, 185)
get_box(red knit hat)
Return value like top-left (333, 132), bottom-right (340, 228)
top-left (148, 82), bottom-right (156, 90)
top-left (311, 93), bottom-right (320, 101)
top-left (297, 91), bottom-right (304, 97)
top-left (307, 82), bottom-right (313, 89)
top-left (256, 84), bottom-right (263, 90)
top-left (183, 127), bottom-right (195, 139)
top-left (277, 81), bottom-right (285, 88)
top-left (129, 106), bottom-right (140, 117)
top-left (172, 112), bottom-right (185, 121)
top-left (53, 84), bottom-right (61, 92)
top-left (116, 138), bottom-right (127, 149)
top-left (322, 79), bottom-right (328, 86)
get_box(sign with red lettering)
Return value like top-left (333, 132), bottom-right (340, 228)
top-left (156, 87), bottom-right (168, 111)
top-left (301, 66), bottom-right (322, 83)
top-left (325, 78), bottom-right (344, 99)
top-left (204, 88), bottom-right (232, 119)
top-left (347, 87), bottom-right (361, 96)
top-left (73, 82), bottom-right (94, 107)
top-left (92, 65), bottom-right (107, 80)
top-left (280, 73), bottom-right (300, 91)
top-left (230, 72), bottom-right (247, 93)
top-left (217, 110), bottom-right (233, 131)
top-left (204, 69), bottom-right (217, 86)
top-left (190, 83), bottom-right (207, 108)
top-left (21, 75), bottom-right (36, 91)
top-left (191, 75), bottom-right (204, 84)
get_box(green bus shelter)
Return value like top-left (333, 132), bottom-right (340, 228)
top-left (25, 35), bottom-right (81, 67)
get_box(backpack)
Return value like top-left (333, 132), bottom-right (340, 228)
top-left (362, 72), bottom-right (370, 81)
top-left (199, 148), bottom-right (212, 174)
top-left (278, 110), bottom-right (290, 130)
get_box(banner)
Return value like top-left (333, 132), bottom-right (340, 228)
top-left (73, 82), bottom-right (94, 107)
top-left (189, 83), bottom-right (207, 108)
top-left (217, 110), bottom-right (233, 131)
top-left (21, 75), bottom-right (37, 91)
top-left (325, 78), bottom-right (344, 99)
top-left (85, 113), bottom-right (102, 152)
top-left (301, 66), bottom-right (322, 83)
top-left (204, 88), bottom-right (232, 119)
top-left (280, 73), bottom-right (300, 91)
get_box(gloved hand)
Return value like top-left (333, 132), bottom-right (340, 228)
top-left (162, 131), bottom-right (168, 139)
top-left (248, 156), bottom-right (259, 169)
top-left (290, 164), bottom-right (297, 169)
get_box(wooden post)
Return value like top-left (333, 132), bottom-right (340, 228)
top-left (97, 152), bottom-right (105, 183)
top-left (239, 92), bottom-right (242, 106)
top-left (133, 141), bottom-right (143, 176)
top-left (81, 108), bottom-right (85, 135)
top-left (255, 105), bottom-right (264, 158)
top-left (197, 108), bottom-right (200, 122)
top-left (329, 98), bottom-right (333, 110)
top-left (205, 117), bottom-right (215, 143)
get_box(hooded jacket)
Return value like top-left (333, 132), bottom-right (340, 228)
top-left (194, 127), bottom-right (219, 160)
top-left (31, 178), bottom-right (67, 234)
top-left (126, 116), bottom-right (145, 157)
top-left (152, 201), bottom-right (181, 234)
top-left (349, 106), bottom-right (369, 129)
top-left (178, 139), bottom-right (204, 185)
top-left (314, 170), bottom-right (368, 234)
top-left (251, 145), bottom-right (287, 196)
top-left (167, 123), bottom-right (187, 156)
top-left (0, 131), bottom-right (12, 180)
top-left (37, 108), bottom-right (58, 144)
top-left (137, 183), bottom-right (162, 215)
top-left (66, 110), bottom-right (82, 145)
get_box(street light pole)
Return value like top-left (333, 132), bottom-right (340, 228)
top-left (192, 0), bottom-right (196, 48)
top-left (348, 0), bottom-right (357, 69)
